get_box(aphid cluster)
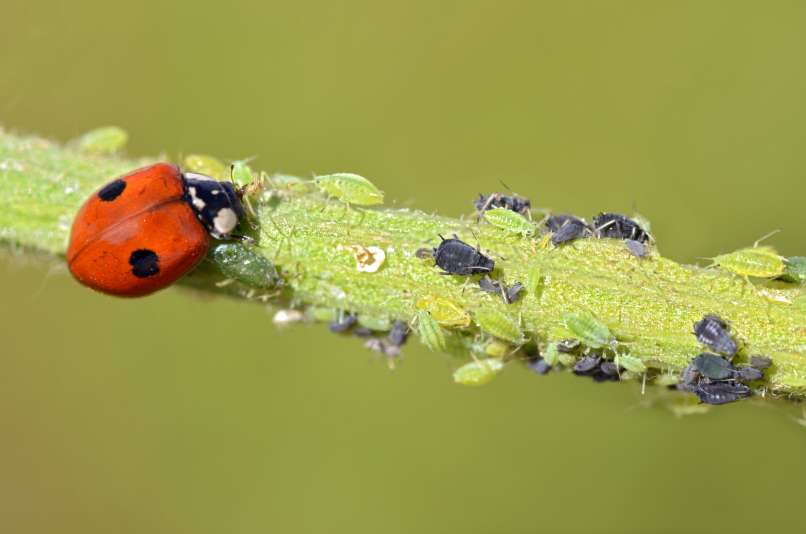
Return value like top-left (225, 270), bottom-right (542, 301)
top-left (540, 212), bottom-right (651, 248)
top-left (674, 314), bottom-right (773, 405)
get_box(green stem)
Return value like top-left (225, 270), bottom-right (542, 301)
top-left (2, 127), bottom-right (805, 398)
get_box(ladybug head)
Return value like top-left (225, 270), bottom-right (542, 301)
top-left (182, 172), bottom-right (245, 239)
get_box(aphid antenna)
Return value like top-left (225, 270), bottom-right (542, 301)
top-left (752, 229), bottom-right (781, 248)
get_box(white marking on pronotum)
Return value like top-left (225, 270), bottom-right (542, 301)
top-left (213, 207), bottom-right (238, 236)
top-left (188, 186), bottom-right (206, 210)
top-left (184, 172), bottom-right (216, 182)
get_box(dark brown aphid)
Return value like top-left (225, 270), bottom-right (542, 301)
top-left (573, 355), bottom-right (602, 375)
top-left (693, 382), bottom-right (751, 405)
top-left (692, 353), bottom-right (734, 380)
top-left (474, 193), bottom-right (531, 216)
top-left (330, 312), bottom-right (357, 333)
top-left (693, 314), bottom-right (738, 358)
top-left (625, 239), bottom-right (648, 258)
top-left (749, 355), bottom-right (772, 369)
top-left (388, 320), bottom-right (410, 347)
top-left (478, 275), bottom-right (524, 304)
top-left (735, 366), bottom-right (764, 382)
top-left (593, 213), bottom-right (649, 243)
top-left (528, 357), bottom-right (551, 375)
top-left (431, 235), bottom-right (495, 276)
top-left (600, 361), bottom-right (619, 376)
top-left (557, 339), bottom-right (581, 353)
top-left (545, 215), bottom-right (590, 245)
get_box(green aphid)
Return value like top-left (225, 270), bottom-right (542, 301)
top-left (563, 312), bottom-right (616, 349)
top-left (357, 315), bottom-right (391, 331)
top-left (212, 243), bottom-right (280, 289)
top-left (614, 354), bottom-right (647, 374)
top-left (474, 308), bottom-right (525, 345)
top-left (483, 208), bottom-right (535, 237)
top-left (557, 353), bottom-right (577, 367)
top-left (183, 154), bottom-right (227, 180)
top-left (780, 256), bottom-right (806, 283)
top-left (542, 342), bottom-right (560, 366)
top-left (415, 296), bottom-right (471, 327)
top-left (472, 339), bottom-right (510, 359)
top-left (305, 306), bottom-right (338, 323)
top-left (713, 245), bottom-right (786, 279)
top-left (230, 160), bottom-right (254, 188)
top-left (653, 373), bottom-right (680, 386)
top-left (668, 396), bottom-right (711, 418)
top-left (526, 265), bottom-right (546, 300)
top-left (76, 126), bottom-right (128, 155)
top-left (314, 173), bottom-right (384, 206)
top-left (416, 310), bottom-right (446, 352)
top-left (453, 358), bottom-right (505, 386)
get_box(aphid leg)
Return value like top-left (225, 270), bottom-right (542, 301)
top-left (216, 278), bottom-right (235, 288)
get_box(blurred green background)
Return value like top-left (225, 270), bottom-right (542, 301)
top-left (2, 1), bottom-right (805, 532)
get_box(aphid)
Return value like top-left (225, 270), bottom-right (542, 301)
top-left (593, 213), bottom-right (649, 243)
top-left (677, 363), bottom-right (700, 392)
top-left (625, 239), bottom-right (648, 258)
top-left (273, 309), bottom-right (305, 327)
top-left (453, 358), bottom-right (505, 386)
top-left (573, 355), bottom-right (602, 375)
top-left (483, 208), bottom-right (535, 237)
top-left (735, 366), bottom-right (764, 382)
top-left (415, 310), bottom-right (446, 352)
top-left (693, 382), bottom-right (751, 405)
top-left (749, 355), bottom-right (772, 369)
top-left (474, 192), bottom-right (531, 216)
top-left (526, 265), bottom-right (545, 301)
top-left (557, 353), bottom-right (578, 367)
top-left (388, 320), bottom-right (410, 347)
top-left (76, 126), bottom-right (128, 155)
top-left (557, 339), bottom-right (581, 353)
top-left (693, 314), bottom-right (738, 357)
top-left (357, 315), bottom-right (391, 331)
top-left (340, 244), bottom-right (386, 273)
top-left (780, 256), bottom-right (806, 283)
top-left (353, 327), bottom-right (375, 338)
top-left (599, 361), bottom-right (620, 376)
top-left (230, 160), bottom-right (254, 188)
top-left (542, 342), bottom-right (560, 366)
top-left (305, 306), bottom-right (338, 323)
top-left (183, 154), bottom-right (227, 180)
top-left (545, 215), bottom-right (589, 245)
top-left (691, 353), bottom-right (733, 380)
top-left (474, 340), bottom-right (510, 359)
top-left (364, 338), bottom-right (401, 359)
top-left (329, 312), bottom-right (357, 333)
top-left (615, 354), bottom-right (647, 374)
top-left (474, 308), bottom-right (525, 344)
top-left (528, 357), bottom-right (551, 375)
top-left (67, 163), bottom-right (244, 296)
top-left (478, 276), bottom-right (524, 304)
top-left (212, 243), bottom-right (280, 289)
top-left (431, 235), bottom-right (494, 276)
top-left (563, 312), bottom-right (616, 350)
top-left (314, 172), bottom-right (384, 206)
top-left (713, 245), bottom-right (786, 279)
top-left (415, 296), bottom-right (471, 327)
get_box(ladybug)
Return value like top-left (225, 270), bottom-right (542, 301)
top-left (67, 163), bottom-right (244, 297)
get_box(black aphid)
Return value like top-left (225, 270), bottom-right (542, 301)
top-left (593, 213), bottom-right (649, 243)
top-left (692, 353), bottom-right (734, 380)
top-left (353, 327), bottom-right (374, 338)
top-left (735, 366), bottom-right (764, 382)
top-left (625, 239), bottom-right (648, 258)
top-left (364, 338), bottom-right (401, 358)
top-left (388, 320), bottom-right (410, 347)
top-left (693, 314), bottom-right (738, 357)
top-left (474, 193), bottom-right (531, 216)
top-left (599, 361), bottom-right (619, 376)
top-left (557, 339), bottom-right (581, 353)
top-left (573, 355), bottom-right (601, 375)
top-left (749, 355), bottom-right (772, 369)
top-left (545, 215), bottom-right (590, 245)
top-left (329, 313), bottom-right (357, 333)
top-left (694, 382), bottom-right (751, 405)
top-left (432, 234), bottom-right (494, 276)
top-left (478, 275), bottom-right (524, 304)
top-left (528, 357), bottom-right (551, 375)
top-left (592, 370), bottom-right (619, 382)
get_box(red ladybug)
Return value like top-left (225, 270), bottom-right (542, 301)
top-left (67, 163), bottom-right (244, 297)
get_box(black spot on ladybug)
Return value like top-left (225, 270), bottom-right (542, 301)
top-left (129, 249), bottom-right (160, 278)
top-left (432, 235), bottom-right (494, 276)
top-left (97, 179), bottom-right (126, 202)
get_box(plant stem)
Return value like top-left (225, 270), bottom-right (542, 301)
top-left (2, 127), bottom-right (805, 398)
